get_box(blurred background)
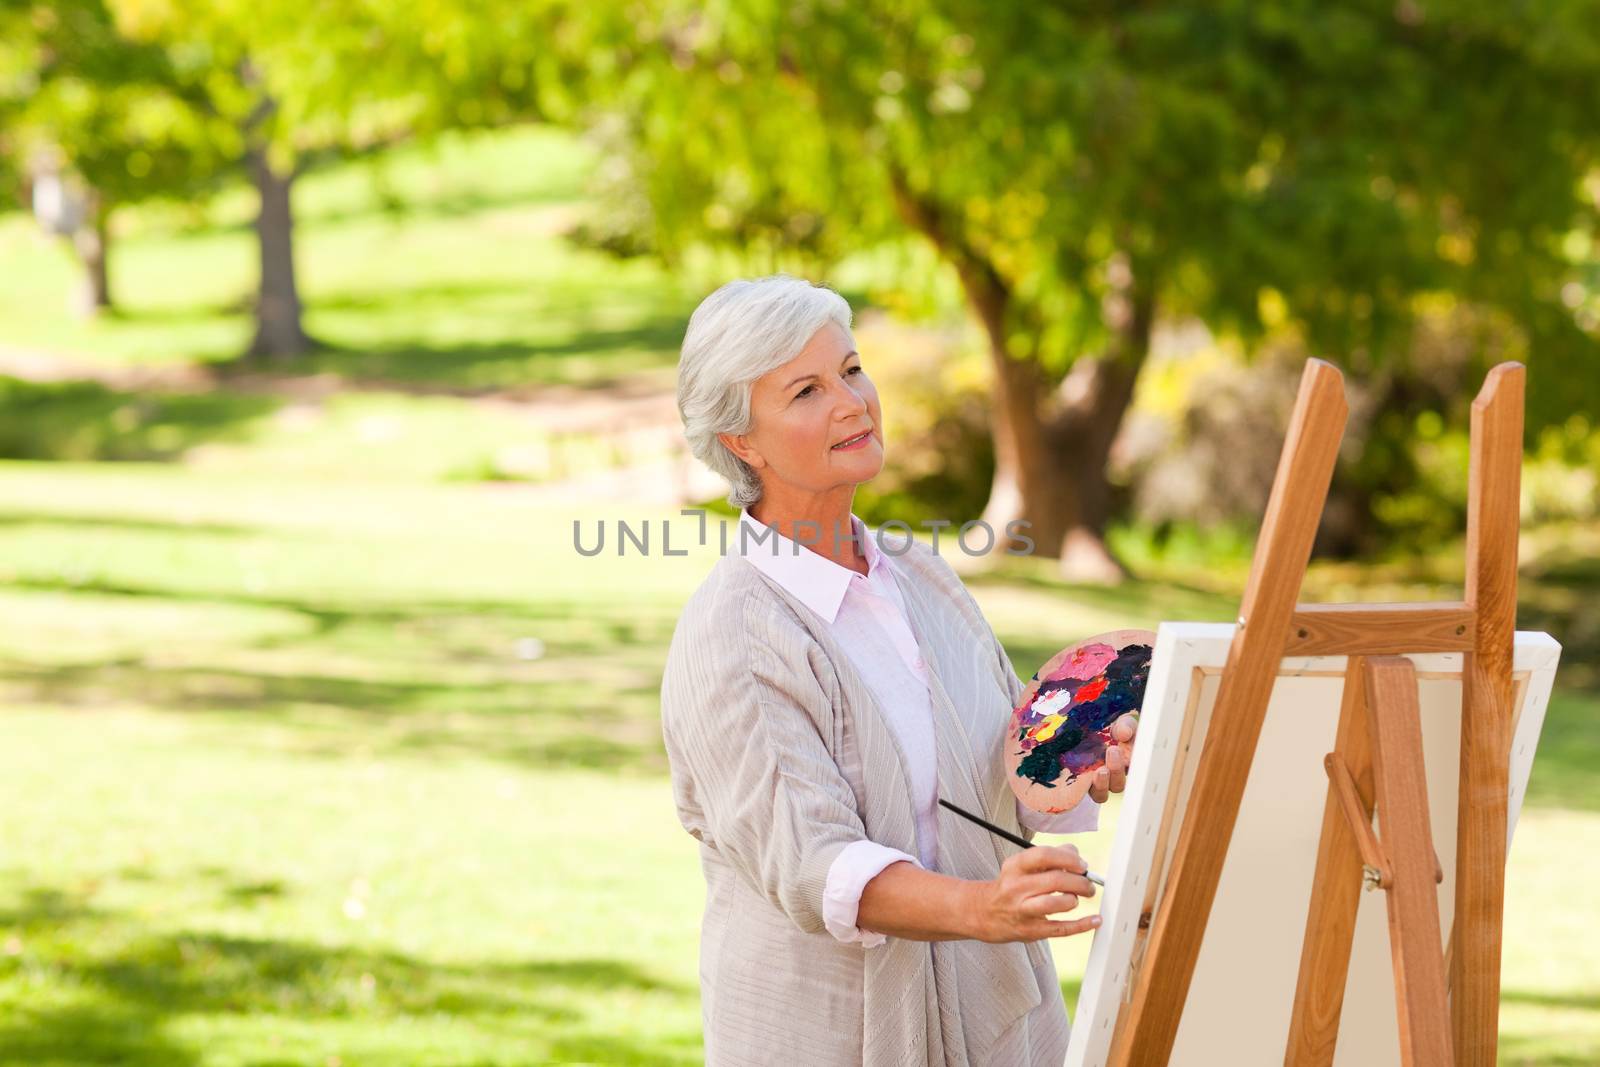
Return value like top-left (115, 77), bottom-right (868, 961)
top-left (0, 2), bottom-right (1597, 1063)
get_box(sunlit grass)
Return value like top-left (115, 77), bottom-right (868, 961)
top-left (0, 459), bottom-right (1595, 1063)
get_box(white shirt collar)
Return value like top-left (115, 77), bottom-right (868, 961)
top-left (735, 508), bottom-right (884, 624)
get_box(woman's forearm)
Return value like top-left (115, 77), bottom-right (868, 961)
top-left (856, 843), bottom-right (1101, 945)
top-left (855, 860), bottom-right (983, 942)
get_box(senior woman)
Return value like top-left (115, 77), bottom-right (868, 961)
top-left (659, 276), bottom-right (1138, 1067)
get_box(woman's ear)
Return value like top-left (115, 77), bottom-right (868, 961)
top-left (719, 431), bottom-right (766, 469)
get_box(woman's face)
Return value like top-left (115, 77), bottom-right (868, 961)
top-left (722, 321), bottom-right (885, 497)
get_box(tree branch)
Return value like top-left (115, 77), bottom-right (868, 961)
top-left (885, 162), bottom-right (1014, 357)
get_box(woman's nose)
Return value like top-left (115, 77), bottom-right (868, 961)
top-left (833, 377), bottom-right (869, 415)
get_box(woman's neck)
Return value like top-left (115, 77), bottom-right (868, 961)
top-left (748, 494), bottom-right (867, 575)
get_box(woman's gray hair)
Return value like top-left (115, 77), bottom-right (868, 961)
top-left (676, 275), bottom-right (854, 508)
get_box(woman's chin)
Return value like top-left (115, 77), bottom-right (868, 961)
top-left (841, 457), bottom-right (886, 482)
top-left (829, 443), bottom-right (885, 476)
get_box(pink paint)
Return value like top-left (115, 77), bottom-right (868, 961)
top-left (1044, 642), bottom-right (1118, 683)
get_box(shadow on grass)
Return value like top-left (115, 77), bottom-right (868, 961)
top-left (199, 183), bottom-right (589, 240)
top-left (0, 881), bottom-right (697, 1066)
top-left (4, 299), bottom-right (688, 402)
top-left (0, 377), bottom-right (281, 463)
top-left (0, 568), bottom-right (679, 774)
top-left (0, 510), bottom-right (260, 538)
top-left (1503, 987), bottom-right (1600, 1012)
top-left (0, 658), bottom-right (670, 774)
top-left (280, 320), bottom-right (688, 393)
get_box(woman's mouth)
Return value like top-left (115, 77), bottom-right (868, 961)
top-left (831, 430), bottom-right (873, 451)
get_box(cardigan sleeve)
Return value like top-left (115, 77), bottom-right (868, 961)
top-left (660, 596), bottom-right (873, 936)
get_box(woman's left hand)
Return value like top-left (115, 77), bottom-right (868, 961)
top-left (1087, 713), bottom-right (1138, 804)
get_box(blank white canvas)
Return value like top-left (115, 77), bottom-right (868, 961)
top-left (1064, 623), bottom-right (1562, 1067)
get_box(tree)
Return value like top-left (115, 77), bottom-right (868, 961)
top-left (570, 0), bottom-right (1600, 579)
top-left (96, 0), bottom-right (559, 359)
top-left (0, 0), bottom-right (225, 316)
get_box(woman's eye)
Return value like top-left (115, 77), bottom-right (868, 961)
top-left (796, 368), bottom-right (860, 399)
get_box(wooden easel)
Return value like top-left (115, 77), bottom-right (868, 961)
top-left (1105, 358), bottom-right (1524, 1066)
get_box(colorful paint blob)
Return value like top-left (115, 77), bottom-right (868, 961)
top-left (1004, 628), bottom-right (1156, 814)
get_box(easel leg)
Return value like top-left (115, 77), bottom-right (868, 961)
top-left (1366, 657), bottom-right (1454, 1067)
top-left (1285, 655), bottom-right (1376, 1067)
top-left (1109, 359), bottom-right (1349, 1067)
top-left (1454, 362), bottom-right (1522, 1065)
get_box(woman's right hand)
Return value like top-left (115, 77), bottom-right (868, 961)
top-left (966, 844), bottom-right (1101, 943)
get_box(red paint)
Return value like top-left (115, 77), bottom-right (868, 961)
top-left (1074, 676), bottom-right (1108, 704)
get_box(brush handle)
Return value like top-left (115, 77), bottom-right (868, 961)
top-left (937, 797), bottom-right (1104, 885)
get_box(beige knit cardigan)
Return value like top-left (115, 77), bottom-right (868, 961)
top-left (660, 527), bottom-right (1073, 1066)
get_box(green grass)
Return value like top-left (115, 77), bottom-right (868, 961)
top-left (0, 122), bottom-right (1596, 1064)
top-left (1, 462), bottom-right (1596, 1064)
top-left (0, 707), bottom-right (706, 1065)
top-left (0, 468), bottom-right (711, 1064)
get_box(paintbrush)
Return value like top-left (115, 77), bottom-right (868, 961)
top-left (937, 797), bottom-right (1106, 886)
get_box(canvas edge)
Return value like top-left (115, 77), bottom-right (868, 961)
top-left (1065, 621), bottom-right (1222, 1065)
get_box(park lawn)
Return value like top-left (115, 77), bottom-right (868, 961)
top-left (0, 466), bottom-right (710, 1065)
top-left (0, 463), bottom-right (1596, 1064)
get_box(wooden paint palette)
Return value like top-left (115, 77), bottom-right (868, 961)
top-left (1006, 628), bottom-right (1156, 814)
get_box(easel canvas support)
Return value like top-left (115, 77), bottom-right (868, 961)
top-left (1293, 653), bottom-right (1453, 1067)
top-left (1105, 358), bottom-right (1525, 1066)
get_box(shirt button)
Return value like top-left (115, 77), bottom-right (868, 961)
top-left (913, 656), bottom-right (925, 670)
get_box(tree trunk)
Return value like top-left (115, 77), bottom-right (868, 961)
top-left (245, 141), bottom-right (312, 360)
top-left (887, 169), bottom-right (1152, 582)
top-left (239, 73), bottom-right (313, 362)
top-left (966, 264), bottom-right (1153, 584)
top-left (71, 192), bottom-right (112, 318)
top-left (978, 333), bottom-right (1149, 585)
top-left (1040, 346), bottom-right (1146, 583)
top-left (1041, 257), bottom-right (1154, 583)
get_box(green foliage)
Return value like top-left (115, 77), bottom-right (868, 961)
top-left (1525, 413), bottom-right (1600, 524)
top-left (570, 1), bottom-right (1600, 428)
top-left (101, 0), bottom-right (576, 164)
top-left (0, 0), bottom-right (583, 235)
top-left (0, 0), bottom-right (228, 209)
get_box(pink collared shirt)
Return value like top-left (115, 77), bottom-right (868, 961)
top-left (733, 509), bottom-right (1099, 947)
